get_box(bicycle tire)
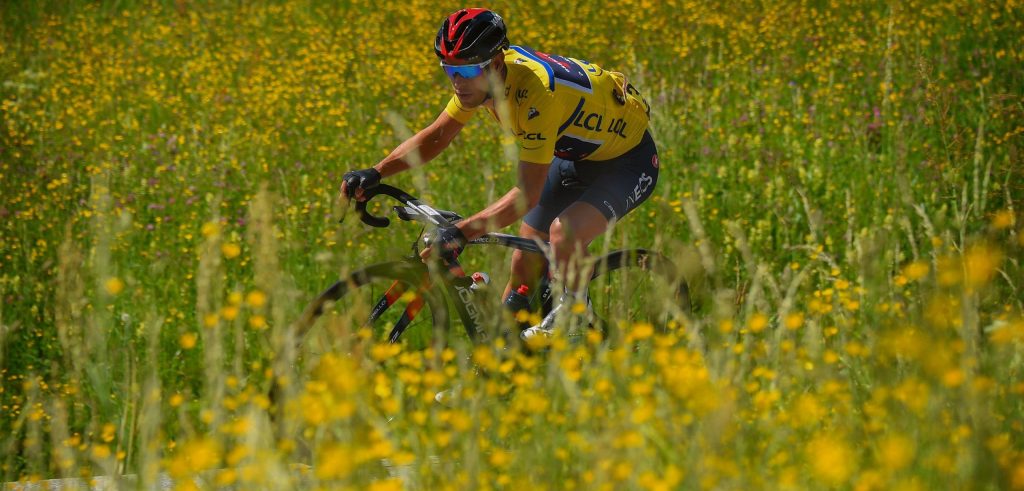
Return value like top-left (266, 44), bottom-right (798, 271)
top-left (587, 249), bottom-right (691, 340)
top-left (293, 261), bottom-right (451, 351)
top-left (271, 261), bottom-right (450, 460)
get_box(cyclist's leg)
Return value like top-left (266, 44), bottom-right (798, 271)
top-left (504, 221), bottom-right (548, 300)
top-left (511, 157), bottom-right (585, 299)
top-left (521, 201), bottom-right (607, 339)
top-left (548, 202), bottom-right (608, 293)
top-left (523, 132), bottom-right (661, 337)
top-left (552, 130), bottom-right (661, 292)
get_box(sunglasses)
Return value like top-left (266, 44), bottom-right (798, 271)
top-left (440, 58), bottom-right (492, 79)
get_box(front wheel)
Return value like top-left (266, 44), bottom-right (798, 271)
top-left (272, 260), bottom-right (450, 462)
top-left (293, 261), bottom-right (451, 353)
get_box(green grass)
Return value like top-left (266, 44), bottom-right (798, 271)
top-left (1, 0), bottom-right (1022, 488)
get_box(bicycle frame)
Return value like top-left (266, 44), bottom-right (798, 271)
top-left (351, 184), bottom-right (560, 343)
top-left (369, 235), bottom-right (553, 345)
top-left (346, 184), bottom-right (679, 344)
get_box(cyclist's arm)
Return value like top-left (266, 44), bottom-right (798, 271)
top-left (457, 160), bottom-right (548, 240)
top-left (373, 111), bottom-right (464, 177)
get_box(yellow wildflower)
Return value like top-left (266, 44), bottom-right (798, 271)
top-left (784, 312), bottom-right (804, 330)
top-left (748, 312), bottom-right (769, 333)
top-left (104, 277), bottom-right (125, 295)
top-left (245, 290), bottom-right (267, 308)
top-left (221, 243), bottom-right (241, 259)
top-left (179, 332), bottom-right (197, 349)
top-left (806, 433), bottom-right (854, 485)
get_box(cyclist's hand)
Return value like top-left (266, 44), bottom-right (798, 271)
top-left (420, 225), bottom-right (467, 263)
top-left (340, 167), bottom-right (381, 201)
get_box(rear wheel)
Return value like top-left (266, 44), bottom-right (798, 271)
top-left (587, 249), bottom-right (691, 343)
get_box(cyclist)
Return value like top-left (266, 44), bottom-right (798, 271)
top-left (340, 8), bottom-right (659, 340)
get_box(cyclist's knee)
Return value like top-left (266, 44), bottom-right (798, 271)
top-left (518, 221), bottom-right (548, 241)
top-left (549, 203), bottom-right (607, 255)
top-left (548, 218), bottom-right (572, 250)
top-left (510, 249), bottom-right (543, 275)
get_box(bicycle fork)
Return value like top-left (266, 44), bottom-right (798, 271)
top-left (365, 276), bottom-right (429, 343)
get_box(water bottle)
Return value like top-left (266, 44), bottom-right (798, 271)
top-left (503, 284), bottom-right (532, 331)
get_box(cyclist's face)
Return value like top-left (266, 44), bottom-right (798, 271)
top-left (446, 54), bottom-right (504, 108)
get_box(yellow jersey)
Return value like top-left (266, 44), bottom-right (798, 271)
top-left (444, 45), bottom-right (651, 163)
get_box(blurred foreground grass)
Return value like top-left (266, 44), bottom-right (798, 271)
top-left (1, 0), bottom-right (1023, 489)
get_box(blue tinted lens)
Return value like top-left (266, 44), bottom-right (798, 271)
top-left (440, 60), bottom-right (490, 78)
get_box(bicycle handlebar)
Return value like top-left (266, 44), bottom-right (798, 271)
top-left (352, 183), bottom-right (459, 232)
top-left (351, 183), bottom-right (467, 273)
top-left (353, 184), bottom-right (418, 228)
top-left (347, 183), bottom-right (547, 275)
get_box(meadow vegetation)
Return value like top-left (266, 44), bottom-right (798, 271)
top-left (1, 0), bottom-right (1022, 489)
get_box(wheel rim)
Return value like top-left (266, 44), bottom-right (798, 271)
top-left (588, 252), bottom-right (689, 341)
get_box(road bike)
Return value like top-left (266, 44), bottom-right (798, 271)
top-left (290, 184), bottom-right (691, 352)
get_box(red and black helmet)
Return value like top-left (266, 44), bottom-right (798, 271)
top-left (434, 8), bottom-right (509, 64)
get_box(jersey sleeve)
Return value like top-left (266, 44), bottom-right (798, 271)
top-left (443, 95), bottom-right (478, 124)
top-left (515, 87), bottom-right (560, 163)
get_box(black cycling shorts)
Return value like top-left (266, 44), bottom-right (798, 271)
top-left (524, 131), bottom-right (660, 232)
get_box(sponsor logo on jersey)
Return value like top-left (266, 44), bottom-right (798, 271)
top-left (613, 88), bottom-right (626, 105)
top-left (528, 107), bottom-right (540, 120)
top-left (568, 110), bottom-right (628, 138)
top-left (572, 110), bottom-right (604, 132)
top-left (607, 117), bottom-right (628, 138)
top-left (535, 50), bottom-right (572, 71)
top-left (516, 88), bottom-right (529, 103)
top-left (510, 45), bottom-right (593, 93)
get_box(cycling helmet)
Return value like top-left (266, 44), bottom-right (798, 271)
top-left (434, 8), bottom-right (509, 64)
